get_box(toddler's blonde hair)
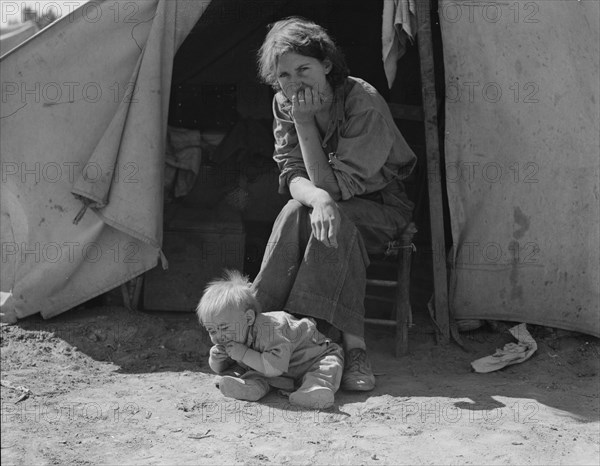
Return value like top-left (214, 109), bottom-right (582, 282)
top-left (196, 270), bottom-right (261, 325)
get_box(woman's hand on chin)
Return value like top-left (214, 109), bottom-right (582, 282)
top-left (291, 88), bottom-right (326, 124)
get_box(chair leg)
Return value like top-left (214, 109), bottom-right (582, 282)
top-left (394, 244), bottom-right (413, 357)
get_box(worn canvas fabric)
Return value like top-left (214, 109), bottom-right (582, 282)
top-left (0, 21), bottom-right (39, 56)
top-left (440, 0), bottom-right (599, 336)
top-left (0, 0), bottom-right (208, 319)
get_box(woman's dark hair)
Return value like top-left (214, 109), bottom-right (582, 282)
top-left (257, 16), bottom-right (349, 91)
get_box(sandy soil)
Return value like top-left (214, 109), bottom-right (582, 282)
top-left (1, 305), bottom-right (598, 465)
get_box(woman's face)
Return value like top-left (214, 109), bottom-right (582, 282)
top-left (275, 52), bottom-right (332, 101)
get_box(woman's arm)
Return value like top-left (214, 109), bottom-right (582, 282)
top-left (289, 177), bottom-right (340, 248)
top-left (286, 88), bottom-right (341, 248)
top-left (291, 88), bottom-right (341, 199)
top-left (288, 176), bottom-right (330, 207)
top-left (272, 89), bottom-right (342, 248)
top-left (294, 120), bottom-right (341, 199)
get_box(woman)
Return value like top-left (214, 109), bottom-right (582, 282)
top-left (253, 17), bottom-right (416, 391)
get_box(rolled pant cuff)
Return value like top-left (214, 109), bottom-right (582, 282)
top-left (285, 290), bottom-right (365, 338)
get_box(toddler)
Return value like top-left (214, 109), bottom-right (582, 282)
top-left (196, 270), bottom-right (344, 409)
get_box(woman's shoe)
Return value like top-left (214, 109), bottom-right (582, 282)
top-left (341, 348), bottom-right (375, 391)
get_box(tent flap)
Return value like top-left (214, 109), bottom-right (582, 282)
top-left (0, 0), bottom-right (209, 319)
top-left (440, 0), bottom-right (600, 337)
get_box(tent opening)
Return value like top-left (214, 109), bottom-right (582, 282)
top-left (140, 0), bottom-right (449, 320)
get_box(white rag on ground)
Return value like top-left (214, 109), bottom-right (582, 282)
top-left (0, 292), bottom-right (16, 324)
top-left (471, 324), bottom-right (538, 373)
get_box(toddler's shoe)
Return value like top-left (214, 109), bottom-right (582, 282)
top-left (289, 386), bottom-right (334, 409)
top-left (214, 364), bottom-right (247, 388)
top-left (219, 375), bottom-right (270, 402)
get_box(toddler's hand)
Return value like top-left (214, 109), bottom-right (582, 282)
top-left (225, 342), bottom-right (248, 361)
top-left (210, 344), bottom-right (229, 361)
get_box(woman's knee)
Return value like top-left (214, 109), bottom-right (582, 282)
top-left (276, 199), bottom-right (309, 225)
top-left (283, 199), bottom-right (305, 212)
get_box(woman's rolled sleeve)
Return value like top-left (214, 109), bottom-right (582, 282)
top-left (329, 109), bottom-right (395, 200)
top-left (275, 146), bottom-right (309, 194)
top-left (272, 95), bottom-right (309, 194)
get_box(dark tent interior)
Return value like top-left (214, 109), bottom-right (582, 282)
top-left (142, 0), bottom-right (448, 331)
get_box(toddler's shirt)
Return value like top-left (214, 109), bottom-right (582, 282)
top-left (242, 311), bottom-right (335, 378)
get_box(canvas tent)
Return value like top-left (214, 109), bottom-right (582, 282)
top-left (1, 0), bottom-right (598, 337)
top-left (439, 0), bottom-right (599, 336)
top-left (1, 0), bottom-right (208, 321)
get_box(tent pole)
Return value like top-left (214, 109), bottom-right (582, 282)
top-left (416, 0), bottom-right (450, 344)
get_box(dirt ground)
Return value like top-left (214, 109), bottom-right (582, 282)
top-left (1, 304), bottom-right (598, 466)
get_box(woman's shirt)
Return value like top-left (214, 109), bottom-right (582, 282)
top-left (272, 76), bottom-right (417, 202)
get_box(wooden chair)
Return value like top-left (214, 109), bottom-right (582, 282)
top-left (364, 222), bottom-right (417, 357)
